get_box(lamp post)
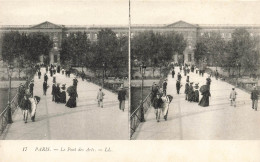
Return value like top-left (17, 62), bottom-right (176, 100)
top-left (102, 62), bottom-right (105, 88)
top-left (140, 62), bottom-right (146, 122)
top-left (7, 64), bottom-right (14, 124)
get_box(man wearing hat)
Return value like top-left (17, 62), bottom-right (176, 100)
top-left (44, 73), bottom-right (48, 83)
top-left (43, 81), bottom-right (48, 95)
top-left (176, 80), bottom-right (181, 94)
top-left (118, 85), bottom-right (126, 112)
top-left (172, 69), bottom-right (175, 78)
top-left (251, 86), bottom-right (259, 111)
top-left (51, 83), bottom-right (56, 102)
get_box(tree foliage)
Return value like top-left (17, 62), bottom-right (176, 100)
top-left (131, 31), bottom-right (187, 67)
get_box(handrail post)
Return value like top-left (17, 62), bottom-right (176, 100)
top-left (140, 64), bottom-right (145, 122)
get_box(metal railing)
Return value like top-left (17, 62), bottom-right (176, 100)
top-left (130, 92), bottom-right (152, 138)
top-left (0, 91), bottom-right (18, 136)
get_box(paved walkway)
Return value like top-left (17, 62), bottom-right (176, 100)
top-left (1, 68), bottom-right (128, 140)
top-left (132, 67), bottom-right (260, 140)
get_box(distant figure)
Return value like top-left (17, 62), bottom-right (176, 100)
top-left (97, 88), bottom-right (105, 108)
top-left (53, 74), bottom-right (56, 83)
top-left (73, 77), bottom-right (78, 87)
top-left (38, 70), bottom-right (41, 79)
top-left (44, 73), bottom-right (48, 83)
top-left (161, 93), bottom-right (170, 121)
top-left (177, 72), bottom-right (182, 81)
top-left (162, 79), bottom-right (167, 95)
top-left (206, 76), bottom-right (211, 89)
top-left (55, 83), bottom-right (61, 103)
top-left (251, 86), bottom-right (259, 111)
top-left (215, 70), bottom-right (219, 80)
top-left (51, 83), bottom-right (56, 101)
top-left (43, 81), bottom-right (48, 95)
top-left (172, 69), bottom-right (175, 78)
top-left (118, 85), bottom-right (126, 112)
top-left (230, 88), bottom-right (237, 107)
top-left (57, 65), bottom-right (60, 73)
top-left (176, 80), bottom-right (181, 94)
top-left (185, 81), bottom-right (189, 100)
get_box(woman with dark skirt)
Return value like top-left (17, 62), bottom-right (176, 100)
top-left (66, 85), bottom-right (78, 108)
top-left (199, 85), bottom-right (211, 107)
top-left (55, 83), bottom-right (61, 103)
top-left (60, 84), bottom-right (66, 104)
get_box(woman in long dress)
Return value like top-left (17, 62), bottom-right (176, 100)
top-left (60, 85), bottom-right (66, 104)
top-left (199, 86), bottom-right (211, 107)
top-left (66, 85), bottom-right (78, 108)
top-left (161, 93), bottom-right (170, 121)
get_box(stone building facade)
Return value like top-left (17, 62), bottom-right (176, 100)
top-left (1, 21), bottom-right (260, 65)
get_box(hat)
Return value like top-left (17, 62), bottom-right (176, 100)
top-left (190, 82), bottom-right (193, 84)
top-left (194, 84), bottom-right (199, 89)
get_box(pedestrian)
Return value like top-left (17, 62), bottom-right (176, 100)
top-left (57, 65), bottom-right (60, 73)
top-left (172, 69), bottom-right (175, 78)
top-left (73, 77), bottom-right (78, 88)
top-left (118, 85), bottom-right (126, 111)
top-left (60, 84), bottom-right (67, 104)
top-left (97, 88), bottom-right (105, 108)
top-left (153, 93), bottom-right (163, 122)
top-left (151, 82), bottom-right (158, 103)
top-left (176, 80), bottom-right (181, 94)
top-left (215, 70), bottom-right (219, 80)
top-left (199, 85), bottom-right (211, 107)
top-left (185, 81), bottom-right (189, 100)
top-left (161, 93), bottom-right (170, 121)
top-left (251, 86), bottom-right (259, 111)
top-left (50, 69), bottom-right (53, 77)
top-left (188, 82), bottom-right (194, 102)
top-left (46, 66), bottom-right (48, 73)
top-left (29, 80), bottom-right (34, 97)
top-left (51, 83), bottom-right (56, 101)
top-left (184, 68), bottom-right (187, 76)
top-left (38, 70), bottom-right (41, 79)
top-left (43, 81), bottom-right (48, 95)
top-left (162, 79), bottom-right (167, 95)
top-left (29, 96), bottom-right (40, 122)
top-left (179, 65), bottom-right (182, 72)
top-left (55, 83), bottom-right (61, 103)
top-left (20, 95), bottom-right (31, 123)
top-left (66, 85), bottom-right (78, 108)
top-left (186, 75), bottom-right (189, 83)
top-left (206, 76), bottom-right (211, 89)
top-left (44, 73), bottom-right (48, 83)
top-left (17, 83), bottom-right (25, 108)
top-left (194, 83), bottom-right (199, 102)
top-left (230, 88), bottom-right (237, 107)
top-left (177, 72), bottom-right (182, 81)
top-left (53, 74), bottom-right (56, 84)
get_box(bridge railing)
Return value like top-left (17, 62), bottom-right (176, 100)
top-left (0, 91), bottom-right (19, 136)
top-left (130, 92), bottom-right (152, 138)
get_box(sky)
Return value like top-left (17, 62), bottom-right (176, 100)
top-left (0, 0), bottom-right (260, 26)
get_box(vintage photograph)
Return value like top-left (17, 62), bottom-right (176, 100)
top-left (0, 0), bottom-right (129, 140)
top-left (130, 1), bottom-right (260, 140)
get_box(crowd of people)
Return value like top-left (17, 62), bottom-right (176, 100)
top-left (149, 63), bottom-right (259, 123)
top-left (17, 79), bottom-right (40, 123)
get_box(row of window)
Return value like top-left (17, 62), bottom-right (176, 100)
top-left (200, 32), bottom-right (258, 38)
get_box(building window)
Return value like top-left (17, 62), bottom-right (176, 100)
top-left (188, 54), bottom-right (192, 62)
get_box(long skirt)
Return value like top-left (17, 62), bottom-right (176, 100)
top-left (66, 96), bottom-right (76, 108)
top-left (199, 95), bottom-right (209, 107)
top-left (194, 90), bottom-right (199, 102)
top-left (60, 92), bottom-right (66, 103)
